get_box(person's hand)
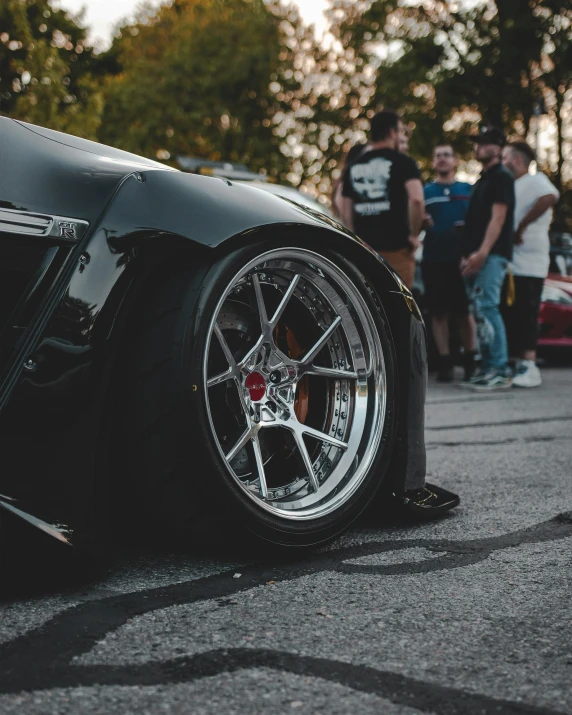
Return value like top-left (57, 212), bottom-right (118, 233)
top-left (422, 213), bottom-right (433, 230)
top-left (408, 234), bottom-right (421, 252)
top-left (460, 250), bottom-right (487, 277)
top-left (514, 224), bottom-right (525, 245)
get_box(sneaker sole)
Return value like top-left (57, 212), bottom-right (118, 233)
top-left (512, 380), bottom-right (542, 388)
top-left (458, 379), bottom-right (485, 389)
top-left (468, 382), bottom-right (513, 392)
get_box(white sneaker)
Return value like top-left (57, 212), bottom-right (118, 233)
top-left (512, 360), bottom-right (542, 388)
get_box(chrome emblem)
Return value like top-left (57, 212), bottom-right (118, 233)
top-left (0, 208), bottom-right (87, 241)
top-left (58, 221), bottom-right (77, 239)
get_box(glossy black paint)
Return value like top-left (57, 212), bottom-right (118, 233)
top-left (0, 117), bottom-right (427, 549)
top-left (0, 120), bottom-right (153, 222)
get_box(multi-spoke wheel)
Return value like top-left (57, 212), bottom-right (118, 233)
top-left (205, 249), bottom-right (388, 519)
top-left (123, 240), bottom-right (396, 547)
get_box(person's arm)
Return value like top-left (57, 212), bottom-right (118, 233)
top-left (339, 195), bottom-right (355, 231)
top-left (514, 194), bottom-right (558, 244)
top-left (331, 179), bottom-right (343, 218)
top-left (461, 202), bottom-right (507, 276)
top-left (339, 159), bottom-right (356, 230)
top-left (422, 212), bottom-right (434, 230)
top-left (405, 178), bottom-right (424, 250)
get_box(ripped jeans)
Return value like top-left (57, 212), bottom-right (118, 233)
top-left (465, 254), bottom-right (509, 373)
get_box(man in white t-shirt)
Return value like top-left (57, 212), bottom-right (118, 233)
top-left (502, 141), bottom-right (560, 387)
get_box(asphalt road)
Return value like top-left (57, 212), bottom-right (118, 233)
top-left (1, 366), bottom-right (571, 715)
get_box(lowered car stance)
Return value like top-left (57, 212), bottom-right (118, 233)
top-left (0, 118), bottom-right (458, 556)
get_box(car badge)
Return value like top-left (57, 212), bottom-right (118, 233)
top-left (245, 371), bottom-right (267, 402)
top-left (58, 221), bottom-right (77, 239)
top-left (0, 208), bottom-right (87, 240)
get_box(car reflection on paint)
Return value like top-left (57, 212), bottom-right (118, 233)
top-left (175, 156), bottom-right (333, 217)
top-left (240, 181), bottom-right (333, 218)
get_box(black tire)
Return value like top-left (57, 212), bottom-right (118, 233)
top-left (121, 239), bottom-right (397, 548)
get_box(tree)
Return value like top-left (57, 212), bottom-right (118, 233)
top-left (530, 0), bottom-right (572, 193)
top-left (326, 0), bottom-right (571, 190)
top-left (98, 0), bottom-right (323, 181)
top-left (0, 0), bottom-right (103, 138)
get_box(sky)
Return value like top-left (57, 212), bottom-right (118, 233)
top-left (55, 0), bottom-right (331, 50)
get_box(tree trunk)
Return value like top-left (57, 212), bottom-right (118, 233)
top-left (554, 84), bottom-right (564, 193)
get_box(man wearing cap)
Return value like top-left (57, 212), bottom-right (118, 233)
top-left (461, 126), bottom-right (515, 390)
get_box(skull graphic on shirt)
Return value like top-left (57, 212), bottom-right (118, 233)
top-left (350, 157), bottom-right (392, 202)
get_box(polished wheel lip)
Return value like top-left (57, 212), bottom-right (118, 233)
top-left (203, 247), bottom-right (387, 521)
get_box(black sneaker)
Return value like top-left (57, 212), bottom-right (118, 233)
top-left (459, 367), bottom-right (486, 388)
top-left (399, 483), bottom-right (460, 519)
top-left (436, 354), bottom-right (454, 383)
top-left (468, 371), bottom-right (512, 391)
top-left (461, 350), bottom-right (477, 383)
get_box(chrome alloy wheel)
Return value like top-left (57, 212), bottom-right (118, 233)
top-left (203, 248), bottom-right (387, 520)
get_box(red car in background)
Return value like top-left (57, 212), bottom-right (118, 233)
top-left (538, 234), bottom-right (572, 353)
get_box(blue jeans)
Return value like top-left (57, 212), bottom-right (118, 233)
top-left (465, 254), bottom-right (509, 372)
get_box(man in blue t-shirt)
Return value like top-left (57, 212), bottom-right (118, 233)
top-left (422, 143), bottom-right (476, 382)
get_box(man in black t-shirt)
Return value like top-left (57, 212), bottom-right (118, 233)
top-left (460, 126), bottom-right (515, 391)
top-left (340, 110), bottom-right (424, 288)
top-left (331, 143), bottom-right (369, 218)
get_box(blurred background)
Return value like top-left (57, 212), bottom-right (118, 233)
top-left (1, 0), bottom-right (570, 227)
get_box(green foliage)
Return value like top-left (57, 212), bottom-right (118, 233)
top-left (98, 0), bottom-right (317, 180)
top-left (0, 0), bottom-right (103, 138)
top-left (1, 0), bottom-right (569, 215)
top-left (326, 0), bottom-right (571, 192)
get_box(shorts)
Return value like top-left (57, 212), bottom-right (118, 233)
top-left (421, 260), bottom-right (469, 315)
top-left (501, 275), bottom-right (544, 354)
top-left (378, 248), bottom-right (416, 289)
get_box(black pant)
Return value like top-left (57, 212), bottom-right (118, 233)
top-left (421, 261), bottom-right (469, 316)
top-left (502, 275), bottom-right (544, 355)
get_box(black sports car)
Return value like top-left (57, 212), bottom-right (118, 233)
top-left (0, 118), bottom-right (458, 556)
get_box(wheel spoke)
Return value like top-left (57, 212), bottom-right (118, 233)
top-left (251, 273), bottom-right (269, 330)
top-left (237, 335), bottom-right (263, 371)
top-left (250, 434), bottom-right (268, 499)
top-left (269, 274), bottom-right (300, 328)
top-left (226, 428), bottom-right (252, 462)
top-left (213, 324), bottom-right (237, 370)
top-left (300, 316), bottom-right (342, 365)
top-left (292, 430), bottom-right (320, 492)
top-left (302, 425), bottom-right (348, 451)
top-left (207, 368), bottom-right (234, 387)
top-left (303, 366), bottom-right (358, 380)
top-left (275, 391), bottom-right (291, 409)
top-left (234, 378), bottom-right (252, 422)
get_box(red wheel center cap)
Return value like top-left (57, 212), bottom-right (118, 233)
top-left (245, 371), bottom-right (266, 402)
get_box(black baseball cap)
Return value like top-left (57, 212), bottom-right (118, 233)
top-left (472, 125), bottom-right (506, 146)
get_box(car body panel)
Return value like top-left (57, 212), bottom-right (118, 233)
top-left (0, 119), bottom-right (158, 223)
top-left (538, 274), bottom-right (572, 349)
top-left (0, 117), bottom-right (428, 550)
top-left (235, 181), bottom-right (334, 217)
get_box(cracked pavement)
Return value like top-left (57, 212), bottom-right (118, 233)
top-left (1, 366), bottom-right (571, 715)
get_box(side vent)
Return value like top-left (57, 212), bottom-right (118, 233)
top-left (0, 208), bottom-right (88, 241)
